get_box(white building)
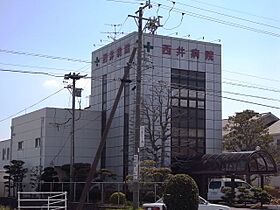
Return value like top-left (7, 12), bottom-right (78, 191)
top-left (0, 139), bottom-right (10, 196)
top-left (10, 107), bottom-right (101, 170)
top-left (90, 32), bottom-right (222, 180)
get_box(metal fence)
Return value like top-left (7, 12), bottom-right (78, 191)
top-left (18, 191), bottom-right (67, 210)
top-left (10, 182), bottom-right (164, 204)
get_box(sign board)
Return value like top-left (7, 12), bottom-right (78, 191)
top-left (133, 155), bottom-right (139, 180)
top-left (140, 126), bottom-right (145, 148)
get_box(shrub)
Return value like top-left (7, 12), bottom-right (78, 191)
top-left (109, 192), bottom-right (127, 205)
top-left (163, 174), bottom-right (199, 210)
top-left (237, 186), bottom-right (252, 206)
top-left (142, 191), bottom-right (157, 203)
top-left (264, 185), bottom-right (280, 198)
top-left (251, 187), bottom-right (272, 207)
top-left (221, 187), bottom-right (236, 205)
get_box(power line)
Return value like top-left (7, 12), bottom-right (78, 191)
top-left (152, 2), bottom-right (280, 38)
top-left (0, 68), bottom-right (64, 77)
top-left (140, 79), bottom-right (280, 110)
top-left (162, 12), bottom-right (185, 30)
top-left (223, 69), bottom-right (280, 83)
top-left (106, 0), bottom-right (142, 5)
top-left (0, 49), bottom-right (91, 64)
top-left (0, 62), bottom-right (76, 72)
top-left (164, 0), bottom-right (280, 30)
top-left (0, 88), bottom-right (65, 123)
top-left (186, 0), bottom-right (280, 23)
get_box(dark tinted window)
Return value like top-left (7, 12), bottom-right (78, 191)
top-left (209, 181), bottom-right (221, 189)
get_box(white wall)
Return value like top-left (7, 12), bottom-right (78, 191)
top-left (10, 107), bottom-right (101, 181)
top-left (0, 139), bottom-right (11, 169)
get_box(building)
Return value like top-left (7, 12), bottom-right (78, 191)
top-left (0, 139), bottom-right (10, 196)
top-left (89, 32), bottom-right (222, 181)
top-left (10, 107), bottom-right (101, 169)
top-left (0, 107), bottom-right (100, 193)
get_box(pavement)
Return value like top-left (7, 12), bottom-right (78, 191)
top-left (229, 205), bottom-right (280, 210)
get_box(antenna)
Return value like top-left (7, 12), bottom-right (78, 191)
top-left (210, 39), bottom-right (222, 43)
top-left (101, 23), bottom-right (126, 41)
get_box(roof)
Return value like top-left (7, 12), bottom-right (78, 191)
top-left (268, 120), bottom-right (280, 135)
top-left (172, 150), bottom-right (277, 176)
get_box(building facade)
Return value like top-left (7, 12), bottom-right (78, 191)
top-left (10, 107), bottom-right (101, 169)
top-left (90, 32), bottom-right (222, 180)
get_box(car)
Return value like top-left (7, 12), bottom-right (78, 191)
top-left (207, 178), bottom-right (252, 202)
top-left (142, 196), bottom-right (230, 210)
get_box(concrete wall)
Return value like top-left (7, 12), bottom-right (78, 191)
top-left (8, 107), bottom-right (101, 190)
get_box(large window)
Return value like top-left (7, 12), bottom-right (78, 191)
top-left (171, 68), bottom-right (206, 159)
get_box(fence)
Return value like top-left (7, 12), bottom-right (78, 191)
top-left (10, 182), bottom-right (164, 205)
top-left (17, 191), bottom-right (67, 210)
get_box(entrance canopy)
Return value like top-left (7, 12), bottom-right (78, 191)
top-left (172, 150), bottom-right (277, 176)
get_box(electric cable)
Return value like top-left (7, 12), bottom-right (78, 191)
top-left (0, 49), bottom-right (91, 64)
top-left (164, 0), bottom-right (280, 30)
top-left (0, 88), bottom-right (66, 123)
top-left (152, 2), bottom-right (280, 38)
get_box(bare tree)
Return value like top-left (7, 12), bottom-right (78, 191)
top-left (141, 81), bottom-right (173, 167)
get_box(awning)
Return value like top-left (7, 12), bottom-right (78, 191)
top-left (172, 150), bottom-right (277, 176)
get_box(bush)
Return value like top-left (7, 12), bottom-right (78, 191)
top-left (251, 187), bottom-right (272, 207)
top-left (264, 185), bottom-right (280, 198)
top-left (142, 191), bottom-right (157, 203)
top-left (237, 186), bottom-right (252, 206)
top-left (163, 174), bottom-right (199, 210)
top-left (221, 187), bottom-right (236, 205)
top-left (109, 192), bottom-right (127, 205)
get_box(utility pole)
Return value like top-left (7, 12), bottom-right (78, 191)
top-left (128, 1), bottom-right (152, 208)
top-left (64, 72), bottom-right (86, 201)
top-left (76, 47), bottom-right (137, 210)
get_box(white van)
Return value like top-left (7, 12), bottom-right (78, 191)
top-left (207, 178), bottom-right (252, 202)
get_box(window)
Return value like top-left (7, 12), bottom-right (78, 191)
top-left (209, 181), bottom-right (221, 189)
top-left (6, 148), bottom-right (9, 160)
top-left (18, 141), bottom-right (23, 150)
top-left (198, 101), bottom-right (205, 109)
top-left (2, 148), bottom-right (6, 160)
top-left (189, 100), bottom-right (196, 108)
top-left (180, 99), bottom-right (188, 107)
top-left (277, 139), bottom-right (280, 145)
top-left (35, 138), bottom-right (41, 148)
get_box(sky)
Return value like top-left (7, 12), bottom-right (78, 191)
top-left (0, 0), bottom-right (280, 140)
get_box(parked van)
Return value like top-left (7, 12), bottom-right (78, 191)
top-left (207, 178), bottom-right (252, 202)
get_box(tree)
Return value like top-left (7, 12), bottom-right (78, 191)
top-left (223, 110), bottom-right (274, 152)
top-left (237, 186), bottom-right (252, 206)
top-left (59, 163), bottom-right (116, 182)
top-left (140, 160), bottom-right (171, 182)
top-left (3, 160), bottom-right (28, 197)
top-left (141, 81), bottom-right (172, 167)
top-left (251, 187), bottom-right (272, 208)
top-left (221, 187), bottom-right (236, 206)
top-left (163, 174), bottom-right (199, 210)
top-left (40, 166), bottom-right (59, 192)
top-left (126, 160), bottom-right (172, 201)
top-left (30, 166), bottom-right (43, 191)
